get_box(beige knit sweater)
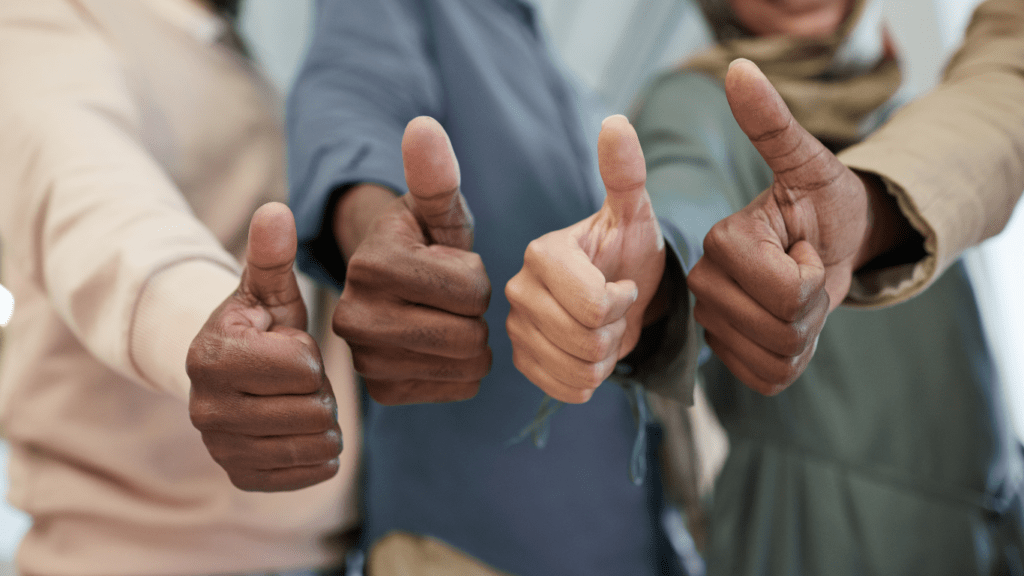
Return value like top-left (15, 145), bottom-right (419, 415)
top-left (0, 1), bottom-right (360, 574)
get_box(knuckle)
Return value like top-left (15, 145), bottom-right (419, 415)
top-left (774, 283), bottom-right (809, 321)
top-left (580, 295), bottom-right (612, 329)
top-left (575, 361), bottom-right (609, 390)
top-left (189, 397), bottom-right (226, 431)
top-left (323, 428), bottom-right (344, 459)
top-left (470, 274), bottom-right (492, 316)
top-left (505, 274), bottom-right (525, 306)
top-left (345, 250), bottom-right (387, 287)
top-left (776, 326), bottom-right (809, 357)
top-left (349, 350), bottom-right (375, 378)
top-left (523, 238), bottom-right (545, 267)
top-left (702, 220), bottom-right (733, 259)
top-left (761, 358), bottom-right (799, 389)
top-left (464, 318), bottom-right (489, 352)
top-left (581, 329), bottom-right (614, 363)
top-left (310, 395), bottom-right (338, 430)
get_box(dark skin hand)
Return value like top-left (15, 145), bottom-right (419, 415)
top-left (331, 116), bottom-right (492, 405)
top-left (187, 202), bottom-right (342, 492)
top-left (688, 59), bottom-right (915, 395)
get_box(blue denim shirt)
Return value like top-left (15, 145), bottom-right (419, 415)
top-left (288, 1), bottom-right (695, 574)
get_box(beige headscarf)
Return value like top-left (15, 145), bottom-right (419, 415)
top-left (685, 0), bottom-right (901, 148)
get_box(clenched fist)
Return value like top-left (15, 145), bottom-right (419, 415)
top-left (331, 117), bottom-right (492, 405)
top-left (506, 115), bottom-right (666, 403)
top-left (187, 202), bottom-right (342, 492)
top-left (689, 59), bottom-right (914, 395)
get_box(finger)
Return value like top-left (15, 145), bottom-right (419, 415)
top-left (524, 233), bottom-right (638, 329)
top-left (189, 323), bottom-right (326, 396)
top-left (704, 329), bottom-right (815, 396)
top-left (239, 202), bottom-right (306, 330)
top-left (346, 241), bottom-right (490, 317)
top-left (349, 345), bottom-right (492, 383)
top-left (402, 116), bottom-right (474, 250)
top-left (190, 391), bottom-right (338, 437)
top-left (724, 59), bottom-right (846, 192)
top-left (506, 305), bottom-right (621, 392)
top-left (228, 460), bottom-right (341, 492)
top-left (702, 214), bottom-right (826, 323)
top-left (689, 257), bottom-right (827, 357)
top-left (510, 345), bottom-right (595, 405)
top-left (505, 270), bottom-right (622, 363)
top-left (598, 114), bottom-right (648, 222)
top-left (364, 379), bottom-right (481, 405)
top-left (202, 429), bottom-right (342, 471)
top-left (333, 297), bottom-right (489, 359)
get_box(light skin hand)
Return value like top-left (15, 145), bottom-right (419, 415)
top-left (187, 202), bottom-right (342, 492)
top-left (505, 115), bottom-right (666, 404)
top-left (331, 116), bottom-right (492, 405)
top-left (688, 58), bottom-right (914, 395)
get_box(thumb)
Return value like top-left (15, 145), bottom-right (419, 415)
top-left (240, 201), bottom-right (306, 330)
top-left (725, 59), bottom-right (845, 191)
top-left (598, 114), bottom-right (648, 221)
top-left (402, 116), bottom-right (474, 251)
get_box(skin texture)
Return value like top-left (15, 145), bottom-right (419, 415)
top-left (187, 202), bottom-right (342, 492)
top-left (331, 117), bottom-right (492, 405)
top-left (505, 115), bottom-right (666, 404)
top-left (688, 59), bottom-right (910, 395)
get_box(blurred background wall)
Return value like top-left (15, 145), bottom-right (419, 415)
top-left (2, 0), bottom-right (1020, 568)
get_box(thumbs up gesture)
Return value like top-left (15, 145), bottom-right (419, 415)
top-left (331, 116), bottom-right (492, 405)
top-left (688, 59), bottom-right (911, 395)
top-left (505, 115), bottom-right (666, 403)
top-left (187, 202), bottom-right (342, 491)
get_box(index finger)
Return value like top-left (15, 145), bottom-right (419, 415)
top-left (524, 231), bottom-right (638, 329)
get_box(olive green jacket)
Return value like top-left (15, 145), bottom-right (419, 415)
top-left (634, 71), bottom-right (1024, 576)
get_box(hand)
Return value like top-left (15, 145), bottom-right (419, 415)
top-left (332, 117), bottom-right (492, 405)
top-left (187, 202), bottom-right (341, 491)
top-left (688, 59), bottom-right (904, 395)
top-left (505, 115), bottom-right (665, 403)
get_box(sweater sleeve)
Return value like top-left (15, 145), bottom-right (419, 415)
top-left (838, 0), bottom-right (1024, 306)
top-left (0, 2), bottom-right (242, 401)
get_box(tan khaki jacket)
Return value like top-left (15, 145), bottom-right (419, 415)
top-left (840, 0), bottom-right (1024, 307)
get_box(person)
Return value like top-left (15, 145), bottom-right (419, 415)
top-left (214, 1), bottom-right (697, 575)
top-left (630, 0), bottom-right (1024, 572)
top-left (0, 1), bottom-right (360, 574)
top-left (685, 0), bottom-right (1024, 392)
top-left (187, 0), bottom-right (1024, 572)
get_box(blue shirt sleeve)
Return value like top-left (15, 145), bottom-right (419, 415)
top-left (287, 0), bottom-right (445, 288)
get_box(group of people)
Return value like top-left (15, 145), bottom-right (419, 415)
top-left (0, 0), bottom-right (1022, 575)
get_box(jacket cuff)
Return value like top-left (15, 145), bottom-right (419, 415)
top-left (838, 147), bottom-right (940, 308)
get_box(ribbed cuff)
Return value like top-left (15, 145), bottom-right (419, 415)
top-left (130, 259), bottom-right (240, 401)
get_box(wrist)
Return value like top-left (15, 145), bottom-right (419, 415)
top-left (333, 183), bottom-right (399, 261)
top-left (852, 171), bottom-right (922, 271)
